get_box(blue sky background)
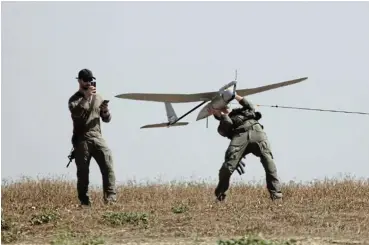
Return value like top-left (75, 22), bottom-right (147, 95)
top-left (2, 1), bottom-right (369, 186)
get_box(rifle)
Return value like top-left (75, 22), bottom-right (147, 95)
top-left (66, 147), bottom-right (75, 168)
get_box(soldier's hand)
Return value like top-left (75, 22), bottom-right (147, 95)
top-left (100, 103), bottom-right (109, 113)
top-left (84, 86), bottom-right (96, 99)
top-left (234, 94), bottom-right (243, 101)
top-left (221, 108), bottom-right (231, 114)
top-left (208, 107), bottom-right (221, 117)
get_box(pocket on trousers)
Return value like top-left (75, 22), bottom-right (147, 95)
top-left (230, 132), bottom-right (248, 146)
top-left (225, 145), bottom-right (242, 161)
top-left (258, 140), bottom-right (274, 159)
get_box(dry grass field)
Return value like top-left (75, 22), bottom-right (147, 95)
top-left (2, 176), bottom-right (369, 245)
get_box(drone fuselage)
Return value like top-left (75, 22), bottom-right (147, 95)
top-left (196, 86), bottom-right (235, 121)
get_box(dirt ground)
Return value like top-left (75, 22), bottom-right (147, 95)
top-left (2, 177), bottom-right (369, 244)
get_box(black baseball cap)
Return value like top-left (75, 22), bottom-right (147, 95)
top-left (76, 69), bottom-right (96, 80)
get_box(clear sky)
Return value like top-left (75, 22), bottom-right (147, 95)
top-left (2, 1), bottom-right (369, 187)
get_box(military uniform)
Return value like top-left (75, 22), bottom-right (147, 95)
top-left (214, 97), bottom-right (282, 201)
top-left (68, 89), bottom-right (117, 205)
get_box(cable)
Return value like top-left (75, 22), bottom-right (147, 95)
top-left (254, 104), bottom-right (369, 116)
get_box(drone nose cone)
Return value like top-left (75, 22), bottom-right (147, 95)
top-left (222, 88), bottom-right (234, 102)
top-left (196, 105), bottom-right (210, 121)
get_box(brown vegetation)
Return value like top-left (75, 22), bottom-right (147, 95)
top-left (2, 176), bottom-right (369, 244)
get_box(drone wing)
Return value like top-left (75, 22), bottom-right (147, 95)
top-left (140, 122), bottom-right (189, 129)
top-left (236, 77), bottom-right (308, 96)
top-left (115, 91), bottom-right (216, 103)
top-left (115, 77), bottom-right (308, 103)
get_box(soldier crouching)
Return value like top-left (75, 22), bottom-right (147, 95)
top-left (211, 93), bottom-right (283, 202)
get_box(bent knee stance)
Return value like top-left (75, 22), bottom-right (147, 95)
top-left (215, 144), bottom-right (246, 197)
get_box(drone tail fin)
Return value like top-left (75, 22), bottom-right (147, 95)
top-left (165, 102), bottom-right (178, 124)
top-left (140, 102), bottom-right (190, 129)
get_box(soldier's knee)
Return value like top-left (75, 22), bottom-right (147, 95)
top-left (97, 148), bottom-right (114, 166)
top-left (77, 171), bottom-right (89, 183)
top-left (221, 159), bottom-right (240, 175)
top-left (104, 146), bottom-right (114, 159)
top-left (261, 151), bottom-right (274, 162)
top-left (261, 156), bottom-right (277, 171)
top-left (103, 153), bottom-right (114, 167)
top-left (256, 140), bottom-right (273, 158)
top-left (225, 143), bottom-right (241, 157)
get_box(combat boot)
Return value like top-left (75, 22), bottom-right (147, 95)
top-left (80, 199), bottom-right (92, 207)
top-left (79, 195), bottom-right (92, 207)
top-left (104, 194), bottom-right (117, 204)
top-left (270, 191), bottom-right (283, 201)
top-left (216, 193), bottom-right (226, 202)
top-left (214, 186), bottom-right (227, 202)
top-left (215, 170), bottom-right (231, 202)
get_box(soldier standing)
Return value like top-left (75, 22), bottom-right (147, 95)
top-left (211, 93), bottom-right (283, 202)
top-left (68, 69), bottom-right (117, 206)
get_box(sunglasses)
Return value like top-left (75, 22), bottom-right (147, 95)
top-left (82, 77), bottom-right (94, 83)
top-left (81, 78), bottom-right (96, 87)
